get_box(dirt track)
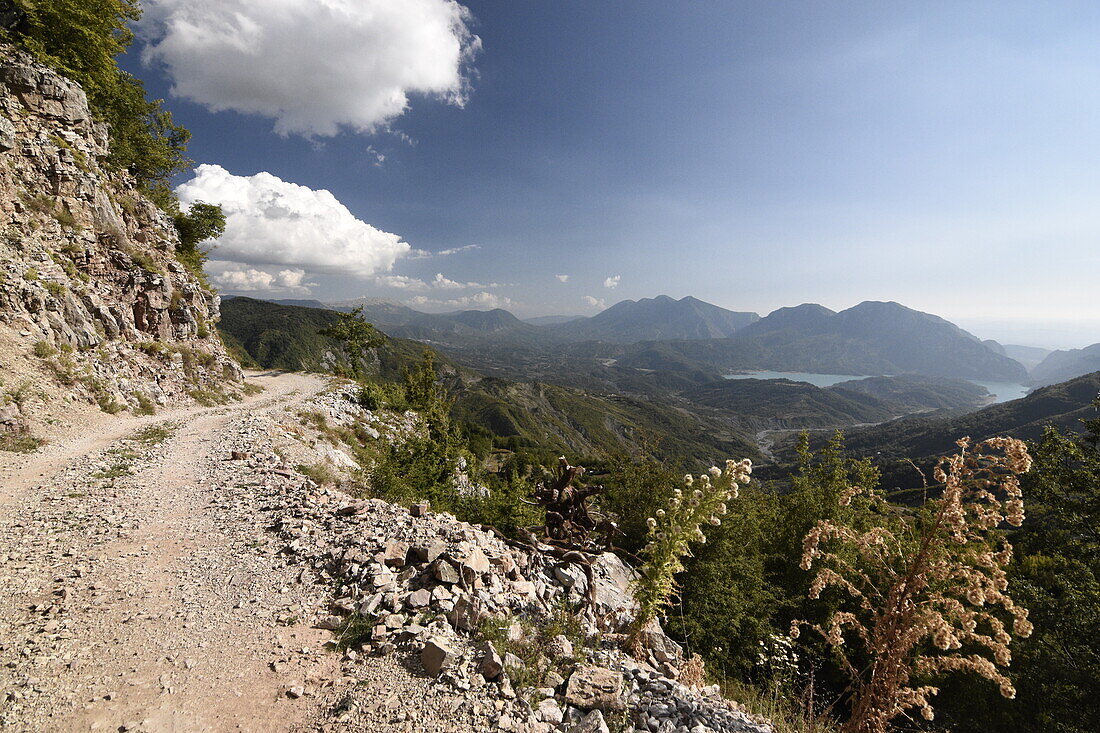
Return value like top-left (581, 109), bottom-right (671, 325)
top-left (0, 371), bottom-right (338, 731)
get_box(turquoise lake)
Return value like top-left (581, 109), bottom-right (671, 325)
top-left (724, 371), bottom-right (1030, 404)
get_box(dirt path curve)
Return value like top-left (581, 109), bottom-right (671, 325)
top-left (0, 371), bottom-right (315, 504)
top-left (0, 371), bottom-right (341, 732)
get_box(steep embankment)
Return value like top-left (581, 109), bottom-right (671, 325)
top-left (0, 46), bottom-right (241, 445)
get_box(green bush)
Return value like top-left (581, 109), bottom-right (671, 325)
top-left (172, 201), bottom-right (225, 276)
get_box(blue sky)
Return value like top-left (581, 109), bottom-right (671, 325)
top-left (123, 1), bottom-right (1100, 347)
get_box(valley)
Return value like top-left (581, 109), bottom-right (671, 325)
top-left (2, 7), bottom-right (1098, 732)
top-left (219, 295), bottom-right (1089, 472)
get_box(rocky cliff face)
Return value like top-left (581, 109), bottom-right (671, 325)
top-left (0, 45), bottom-right (241, 423)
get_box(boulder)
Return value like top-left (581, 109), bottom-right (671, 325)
top-left (448, 595), bottom-right (485, 631)
top-left (547, 634), bottom-right (574, 660)
top-left (476, 640), bottom-right (504, 680)
top-left (406, 588), bottom-right (431, 608)
top-left (420, 637), bottom-right (453, 676)
top-left (568, 709), bottom-right (610, 733)
top-left (0, 115), bottom-right (15, 151)
top-left (454, 544), bottom-right (490, 583)
top-left (432, 559), bottom-right (460, 584)
top-left (409, 539), bottom-right (446, 565)
top-left (314, 615), bottom-right (343, 631)
top-left (382, 541), bottom-right (408, 567)
top-left (564, 666), bottom-right (624, 711)
top-left (537, 699), bottom-right (564, 725)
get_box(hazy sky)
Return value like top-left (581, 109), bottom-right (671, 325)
top-left (123, 1), bottom-right (1100, 347)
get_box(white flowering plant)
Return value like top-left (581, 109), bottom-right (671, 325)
top-left (629, 458), bottom-right (752, 651)
top-left (793, 437), bottom-right (1034, 733)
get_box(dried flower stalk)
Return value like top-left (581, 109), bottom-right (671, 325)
top-left (793, 437), bottom-right (1033, 733)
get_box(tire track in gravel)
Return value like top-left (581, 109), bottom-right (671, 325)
top-left (0, 371), bottom-right (340, 732)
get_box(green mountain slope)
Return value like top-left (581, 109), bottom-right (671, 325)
top-left (838, 371), bottom-right (1100, 461)
top-left (830, 375), bottom-right (990, 413)
top-left (219, 297), bottom-right (760, 468)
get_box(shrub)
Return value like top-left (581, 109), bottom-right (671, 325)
top-left (318, 307), bottom-right (386, 380)
top-left (32, 340), bottom-right (56, 358)
top-left (792, 437), bottom-right (1034, 733)
top-left (172, 201), bottom-right (225, 276)
top-left (133, 391), bottom-right (154, 415)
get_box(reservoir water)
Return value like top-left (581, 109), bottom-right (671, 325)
top-left (724, 371), bottom-right (1030, 404)
top-left (724, 371), bottom-right (863, 388)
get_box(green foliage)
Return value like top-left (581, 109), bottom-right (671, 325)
top-left (366, 352), bottom-right (468, 509)
top-left (600, 444), bottom-right (679, 555)
top-left (32, 339), bottom-right (56, 358)
top-left (0, 432), bottom-right (45, 452)
top-left (669, 432), bottom-right (878, 680)
top-left (172, 201), bottom-right (225, 276)
top-left (186, 386), bottom-right (231, 406)
top-left (476, 600), bottom-right (592, 693)
top-left (8, 0), bottom-right (192, 201)
top-left (133, 391), bottom-right (154, 415)
top-left (935, 404), bottom-right (1100, 733)
top-left (631, 460), bottom-right (751, 649)
top-left (318, 307), bottom-right (387, 379)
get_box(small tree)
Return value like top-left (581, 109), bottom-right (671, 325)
top-left (318, 307), bottom-right (386, 380)
top-left (172, 201), bottom-right (225, 275)
top-left (630, 458), bottom-right (752, 650)
top-left (793, 437), bottom-right (1034, 733)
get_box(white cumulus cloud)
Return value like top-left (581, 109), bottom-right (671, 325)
top-left (582, 296), bottom-right (606, 310)
top-left (372, 272), bottom-right (495, 291)
top-left (555, 274), bottom-right (569, 283)
top-left (139, 0), bottom-right (480, 137)
top-left (603, 275), bottom-right (621, 289)
top-left (208, 263), bottom-right (315, 294)
top-left (409, 292), bottom-right (512, 311)
top-left (176, 164), bottom-right (410, 278)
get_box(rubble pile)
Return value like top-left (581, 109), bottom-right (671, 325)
top-left (222, 389), bottom-right (776, 732)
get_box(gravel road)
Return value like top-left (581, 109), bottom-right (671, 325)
top-left (0, 371), bottom-right (340, 732)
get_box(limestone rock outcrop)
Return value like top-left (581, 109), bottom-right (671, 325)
top-left (0, 45), bottom-right (241, 412)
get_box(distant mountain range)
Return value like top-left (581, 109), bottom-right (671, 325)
top-left (523, 315), bottom-right (584, 326)
top-left (545, 295), bottom-right (759, 342)
top-left (243, 295), bottom-right (1030, 382)
top-left (1031, 343), bottom-right (1100, 387)
top-left (606, 301), bottom-right (1028, 382)
top-left (1001, 343), bottom-right (1053, 371)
